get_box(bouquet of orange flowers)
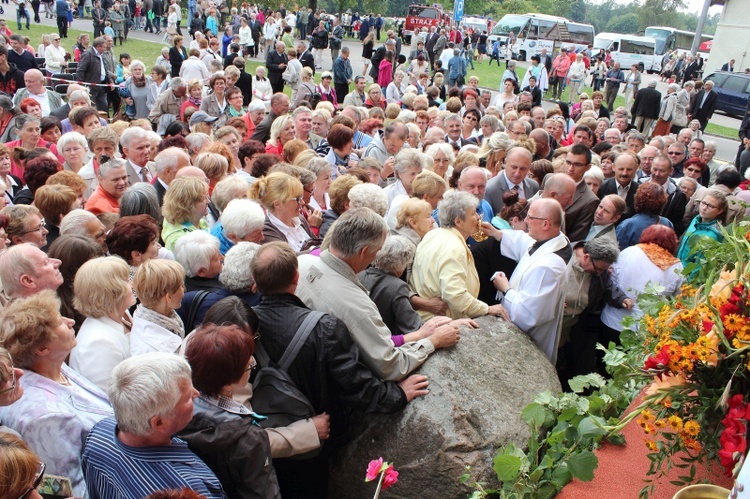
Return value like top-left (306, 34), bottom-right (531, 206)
top-left (608, 223), bottom-right (750, 495)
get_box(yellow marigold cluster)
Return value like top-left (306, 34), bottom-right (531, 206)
top-left (638, 411), bottom-right (701, 452)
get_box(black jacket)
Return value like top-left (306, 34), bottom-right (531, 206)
top-left (690, 89), bottom-right (718, 123)
top-left (598, 178), bottom-right (638, 222)
top-left (178, 412), bottom-right (281, 499)
top-left (76, 47), bottom-right (110, 85)
top-left (169, 46), bottom-right (188, 78)
top-left (523, 85), bottom-right (542, 107)
top-left (265, 50), bottom-right (288, 86)
top-left (236, 71), bottom-right (253, 106)
top-left (298, 50), bottom-right (315, 75)
top-left (253, 294), bottom-right (407, 435)
top-left (0, 63), bottom-right (25, 95)
top-left (662, 185), bottom-right (688, 235)
top-left (631, 87), bottom-right (662, 120)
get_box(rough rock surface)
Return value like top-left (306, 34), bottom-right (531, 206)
top-left (329, 315), bottom-right (562, 498)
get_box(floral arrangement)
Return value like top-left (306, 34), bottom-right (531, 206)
top-left (608, 223), bottom-right (750, 496)
top-left (471, 224), bottom-right (750, 499)
top-left (365, 457), bottom-right (399, 498)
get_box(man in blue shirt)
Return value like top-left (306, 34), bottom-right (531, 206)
top-left (55, 0), bottom-right (69, 38)
top-left (81, 353), bottom-right (226, 499)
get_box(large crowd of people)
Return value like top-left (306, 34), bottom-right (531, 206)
top-left (0, 5), bottom-right (749, 499)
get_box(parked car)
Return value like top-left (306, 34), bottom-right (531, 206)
top-left (703, 71), bottom-right (750, 117)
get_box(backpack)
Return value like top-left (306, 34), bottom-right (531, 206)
top-left (252, 311), bottom-right (324, 459)
top-left (303, 82), bottom-right (321, 109)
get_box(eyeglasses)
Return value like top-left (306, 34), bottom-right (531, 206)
top-left (667, 151), bottom-right (684, 156)
top-left (17, 462), bottom-right (45, 499)
top-left (0, 351), bottom-right (15, 395)
top-left (465, 116), bottom-right (477, 121)
top-left (291, 196), bottom-right (303, 204)
top-left (565, 159), bottom-right (588, 169)
top-left (700, 200), bottom-right (718, 209)
top-left (591, 259), bottom-right (609, 276)
top-left (18, 220), bottom-right (46, 235)
top-left (685, 167), bottom-right (702, 174)
top-left (244, 356), bottom-right (257, 372)
top-left (525, 215), bottom-right (548, 222)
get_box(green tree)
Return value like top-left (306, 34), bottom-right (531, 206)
top-left (636, 0), bottom-right (688, 31)
top-left (569, 0), bottom-right (587, 22)
top-left (605, 13), bottom-right (640, 34)
top-left (490, 0), bottom-right (533, 20)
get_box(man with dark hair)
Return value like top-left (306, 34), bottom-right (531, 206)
top-left (251, 241), bottom-right (428, 499)
top-left (0, 44), bottom-right (25, 95)
top-left (562, 143), bottom-right (599, 241)
top-left (77, 36), bottom-right (112, 112)
top-left (598, 151), bottom-right (639, 222)
top-left (639, 154), bottom-right (687, 233)
top-left (7, 34), bottom-right (37, 72)
top-left (522, 73), bottom-right (542, 107)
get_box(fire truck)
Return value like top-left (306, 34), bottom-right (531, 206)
top-left (403, 3), bottom-right (451, 43)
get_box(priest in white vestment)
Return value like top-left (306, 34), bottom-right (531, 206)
top-left (482, 198), bottom-right (573, 364)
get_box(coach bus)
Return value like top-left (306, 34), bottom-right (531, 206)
top-left (644, 26), bottom-right (713, 58)
top-left (487, 13), bottom-right (595, 61)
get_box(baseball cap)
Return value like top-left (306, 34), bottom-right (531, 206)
top-left (189, 111), bottom-right (219, 127)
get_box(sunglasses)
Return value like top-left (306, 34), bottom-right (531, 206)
top-left (18, 462), bottom-right (45, 499)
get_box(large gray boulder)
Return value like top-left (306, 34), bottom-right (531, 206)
top-left (329, 315), bottom-right (561, 498)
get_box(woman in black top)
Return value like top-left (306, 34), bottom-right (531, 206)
top-left (168, 35), bottom-right (188, 78)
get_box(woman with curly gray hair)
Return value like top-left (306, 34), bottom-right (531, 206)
top-left (410, 190), bottom-right (509, 320)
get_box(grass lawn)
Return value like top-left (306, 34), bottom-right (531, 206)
top-left (706, 123), bottom-right (737, 139)
top-left (3, 21), bottom-right (166, 69)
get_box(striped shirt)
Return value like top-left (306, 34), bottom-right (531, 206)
top-left (81, 417), bottom-right (226, 499)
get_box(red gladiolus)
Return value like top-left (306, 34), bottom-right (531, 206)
top-left (645, 345), bottom-right (671, 371)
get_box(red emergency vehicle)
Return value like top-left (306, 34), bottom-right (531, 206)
top-left (403, 3), bottom-right (451, 42)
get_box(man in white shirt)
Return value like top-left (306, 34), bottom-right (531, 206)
top-left (120, 127), bottom-right (156, 186)
top-left (13, 69), bottom-right (63, 116)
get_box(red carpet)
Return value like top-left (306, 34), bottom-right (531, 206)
top-left (558, 395), bottom-right (733, 499)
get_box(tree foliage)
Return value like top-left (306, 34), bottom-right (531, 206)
top-left (605, 13), bottom-right (640, 35)
top-left (316, 0), bottom-right (720, 37)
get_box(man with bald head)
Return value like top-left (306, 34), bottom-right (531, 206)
top-left (483, 198), bottom-right (572, 364)
top-left (51, 84), bottom-right (86, 120)
top-left (13, 68), bottom-right (63, 116)
top-left (540, 173), bottom-right (576, 211)
top-left (529, 128), bottom-right (552, 161)
top-left (266, 41), bottom-right (288, 94)
top-left (485, 147), bottom-right (538, 214)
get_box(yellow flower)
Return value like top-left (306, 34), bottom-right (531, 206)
top-left (645, 439), bottom-right (658, 452)
top-left (683, 420), bottom-right (700, 438)
top-left (640, 409), bottom-right (656, 422)
top-left (684, 438), bottom-right (702, 452)
top-left (654, 419), bottom-right (667, 429)
top-left (668, 415), bottom-right (683, 431)
top-left (724, 314), bottom-right (745, 333)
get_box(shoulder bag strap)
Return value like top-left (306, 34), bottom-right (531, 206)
top-left (278, 311), bottom-right (324, 371)
top-left (186, 290), bottom-right (209, 332)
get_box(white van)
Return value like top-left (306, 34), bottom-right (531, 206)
top-left (594, 32), bottom-right (660, 73)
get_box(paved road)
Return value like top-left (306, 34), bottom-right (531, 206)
top-left (28, 15), bottom-right (742, 162)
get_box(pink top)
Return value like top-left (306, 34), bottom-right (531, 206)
top-left (4, 138), bottom-right (63, 181)
top-left (378, 59), bottom-right (393, 88)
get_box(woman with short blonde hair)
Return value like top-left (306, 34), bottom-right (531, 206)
top-left (70, 256), bottom-right (135, 392)
top-left (249, 172), bottom-right (315, 252)
top-left (161, 176), bottom-right (210, 251)
top-left (131, 259), bottom-right (187, 355)
top-left (266, 115), bottom-right (296, 157)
